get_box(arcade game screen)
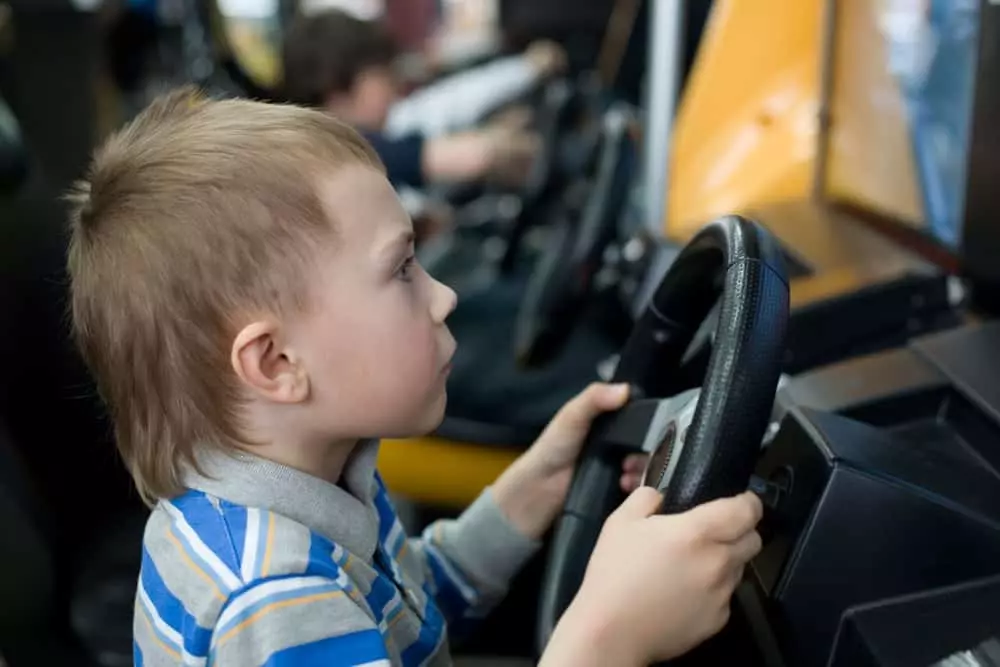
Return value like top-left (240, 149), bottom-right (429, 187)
top-left (825, 0), bottom-right (979, 250)
top-left (216, 0), bottom-right (284, 86)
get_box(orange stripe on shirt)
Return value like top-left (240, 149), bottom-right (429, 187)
top-left (216, 590), bottom-right (345, 647)
top-left (260, 511), bottom-right (275, 577)
top-left (166, 527), bottom-right (226, 602)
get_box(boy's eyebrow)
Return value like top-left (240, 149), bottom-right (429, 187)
top-left (377, 230), bottom-right (415, 264)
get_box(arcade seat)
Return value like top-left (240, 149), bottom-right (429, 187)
top-left (0, 181), bottom-right (144, 666)
top-left (0, 414), bottom-right (143, 667)
top-left (0, 418), bottom-right (57, 664)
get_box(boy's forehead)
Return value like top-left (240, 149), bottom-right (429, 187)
top-left (315, 165), bottom-right (411, 244)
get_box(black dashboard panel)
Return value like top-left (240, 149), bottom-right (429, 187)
top-left (829, 574), bottom-right (1000, 667)
top-left (740, 321), bottom-right (1000, 667)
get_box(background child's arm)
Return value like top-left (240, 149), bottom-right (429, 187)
top-left (385, 55), bottom-right (543, 139)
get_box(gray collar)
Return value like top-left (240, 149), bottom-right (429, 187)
top-left (182, 439), bottom-right (382, 562)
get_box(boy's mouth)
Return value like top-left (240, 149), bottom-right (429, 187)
top-left (441, 337), bottom-right (457, 374)
top-left (441, 348), bottom-right (455, 376)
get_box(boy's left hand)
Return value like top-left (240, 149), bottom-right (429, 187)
top-left (493, 383), bottom-right (649, 540)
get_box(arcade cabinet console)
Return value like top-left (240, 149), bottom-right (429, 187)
top-left (692, 2), bottom-right (1000, 664)
top-left (744, 318), bottom-right (1000, 667)
top-left (654, 0), bottom-right (995, 374)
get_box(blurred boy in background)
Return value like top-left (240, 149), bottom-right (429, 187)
top-left (281, 9), bottom-right (566, 191)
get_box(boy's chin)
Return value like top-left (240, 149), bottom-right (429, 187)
top-left (421, 391), bottom-right (448, 433)
top-left (386, 391), bottom-right (448, 440)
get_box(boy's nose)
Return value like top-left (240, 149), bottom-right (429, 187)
top-left (430, 278), bottom-right (457, 324)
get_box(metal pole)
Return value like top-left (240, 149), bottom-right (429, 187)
top-left (642, 0), bottom-right (685, 236)
top-left (812, 0), bottom-right (838, 203)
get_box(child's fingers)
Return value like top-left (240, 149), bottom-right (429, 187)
top-left (620, 454), bottom-right (649, 491)
top-left (728, 528), bottom-right (763, 564)
top-left (549, 382), bottom-right (630, 436)
top-left (622, 453), bottom-right (648, 473)
top-left (684, 492), bottom-right (763, 543)
top-left (620, 472), bottom-right (643, 493)
top-left (610, 486), bottom-right (663, 521)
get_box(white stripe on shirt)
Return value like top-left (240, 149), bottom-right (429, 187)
top-left (240, 507), bottom-right (261, 583)
top-left (162, 501), bottom-right (243, 591)
top-left (214, 575), bottom-right (337, 636)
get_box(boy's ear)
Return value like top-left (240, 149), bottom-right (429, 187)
top-left (231, 320), bottom-right (310, 404)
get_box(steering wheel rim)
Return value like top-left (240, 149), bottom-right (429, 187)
top-left (524, 79), bottom-right (574, 203)
top-left (493, 79), bottom-right (579, 272)
top-left (536, 215), bottom-right (790, 653)
top-left (514, 103), bottom-right (636, 367)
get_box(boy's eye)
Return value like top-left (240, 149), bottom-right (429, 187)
top-left (397, 255), bottom-right (416, 282)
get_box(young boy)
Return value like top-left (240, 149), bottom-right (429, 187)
top-left (67, 88), bottom-right (762, 666)
top-left (280, 9), bottom-right (558, 190)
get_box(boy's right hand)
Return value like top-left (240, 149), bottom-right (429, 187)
top-left (544, 488), bottom-right (763, 666)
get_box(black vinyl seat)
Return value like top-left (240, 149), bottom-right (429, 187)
top-left (0, 182), bottom-right (144, 667)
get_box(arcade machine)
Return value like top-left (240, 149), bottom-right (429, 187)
top-left (641, 0), bottom-right (965, 376)
top-left (535, 1), bottom-right (1000, 665)
top-left (756, 1), bottom-right (1000, 662)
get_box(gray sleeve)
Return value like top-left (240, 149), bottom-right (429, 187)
top-left (208, 576), bottom-right (388, 666)
top-left (414, 488), bottom-right (541, 616)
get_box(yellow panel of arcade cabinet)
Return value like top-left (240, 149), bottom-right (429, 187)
top-left (666, 0), bottom-right (824, 239)
top-left (378, 437), bottom-right (519, 508)
top-left (824, 0), bottom-right (925, 225)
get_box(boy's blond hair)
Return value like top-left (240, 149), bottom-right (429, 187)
top-left (67, 87), bottom-right (381, 505)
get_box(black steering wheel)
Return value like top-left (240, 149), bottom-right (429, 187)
top-left (494, 78), bottom-right (586, 272)
top-left (514, 102), bottom-right (636, 367)
top-left (442, 78), bottom-right (581, 248)
top-left (536, 216), bottom-right (790, 653)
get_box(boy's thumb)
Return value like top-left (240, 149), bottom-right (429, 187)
top-left (556, 383), bottom-right (630, 431)
top-left (611, 486), bottom-right (663, 521)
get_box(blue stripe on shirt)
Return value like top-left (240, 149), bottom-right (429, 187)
top-left (401, 589), bottom-right (447, 666)
top-left (372, 491), bottom-right (395, 544)
top-left (364, 569), bottom-right (402, 625)
top-left (308, 531), bottom-right (334, 566)
top-left (264, 629), bottom-right (390, 666)
top-left (218, 500), bottom-right (248, 570)
top-left (140, 548), bottom-right (214, 657)
top-left (170, 491), bottom-right (242, 575)
top-left (422, 545), bottom-right (473, 622)
top-left (307, 532), bottom-right (346, 581)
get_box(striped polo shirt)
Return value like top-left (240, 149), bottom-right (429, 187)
top-left (134, 439), bottom-right (540, 666)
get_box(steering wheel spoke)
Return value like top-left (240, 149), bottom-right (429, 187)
top-left (589, 389), bottom-right (701, 457)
